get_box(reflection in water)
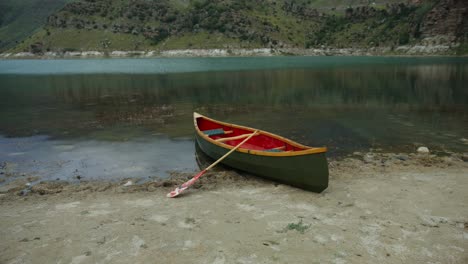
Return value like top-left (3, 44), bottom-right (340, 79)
top-left (1, 62), bottom-right (467, 153)
top-left (0, 57), bottom-right (467, 182)
top-left (194, 142), bottom-right (241, 174)
top-left (195, 141), bottom-right (213, 170)
top-left (1, 64), bottom-right (467, 108)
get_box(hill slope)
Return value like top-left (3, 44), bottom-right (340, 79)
top-left (0, 0), bottom-right (72, 51)
top-left (4, 0), bottom-right (468, 55)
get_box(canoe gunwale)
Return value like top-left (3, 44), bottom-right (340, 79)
top-left (193, 112), bottom-right (327, 157)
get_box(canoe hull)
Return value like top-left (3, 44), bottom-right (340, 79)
top-left (195, 133), bottom-right (329, 192)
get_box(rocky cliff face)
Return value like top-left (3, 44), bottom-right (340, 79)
top-left (309, 0), bottom-right (467, 51)
top-left (419, 0), bottom-right (468, 45)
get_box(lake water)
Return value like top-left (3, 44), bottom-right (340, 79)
top-left (0, 57), bottom-right (467, 183)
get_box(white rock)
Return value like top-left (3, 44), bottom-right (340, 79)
top-left (65, 51), bottom-right (82, 57)
top-left (363, 153), bottom-right (374, 163)
top-left (82, 51), bottom-right (103, 57)
top-left (123, 180), bottom-right (133, 187)
top-left (13, 52), bottom-right (35, 57)
top-left (417, 147), bottom-right (430, 154)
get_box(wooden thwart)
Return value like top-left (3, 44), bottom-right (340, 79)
top-left (215, 132), bottom-right (258, 142)
top-left (203, 129), bottom-right (234, 136)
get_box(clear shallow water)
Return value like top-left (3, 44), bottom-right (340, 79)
top-left (0, 57), bottom-right (467, 183)
top-left (0, 135), bottom-right (196, 183)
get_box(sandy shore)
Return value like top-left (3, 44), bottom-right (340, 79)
top-left (1, 153), bottom-right (467, 263)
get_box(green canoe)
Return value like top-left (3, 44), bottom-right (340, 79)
top-left (194, 112), bottom-right (329, 192)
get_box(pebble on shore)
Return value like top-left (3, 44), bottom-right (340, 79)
top-left (123, 180), bottom-right (133, 187)
top-left (417, 146), bottom-right (430, 154)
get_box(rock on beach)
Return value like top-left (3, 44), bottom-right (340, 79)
top-left (417, 146), bottom-right (430, 154)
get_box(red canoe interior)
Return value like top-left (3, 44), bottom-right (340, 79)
top-left (197, 116), bottom-right (306, 152)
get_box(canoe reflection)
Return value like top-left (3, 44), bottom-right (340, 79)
top-left (195, 141), bottom-right (233, 172)
top-left (194, 141), bottom-right (213, 170)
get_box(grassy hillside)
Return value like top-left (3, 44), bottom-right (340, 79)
top-left (0, 0), bottom-right (72, 51)
top-left (4, 0), bottom-right (467, 54)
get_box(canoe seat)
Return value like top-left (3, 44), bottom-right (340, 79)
top-left (203, 129), bottom-right (233, 136)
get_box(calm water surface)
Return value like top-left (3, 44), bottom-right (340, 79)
top-left (0, 57), bottom-right (467, 183)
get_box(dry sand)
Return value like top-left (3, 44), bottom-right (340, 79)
top-left (1, 153), bottom-right (467, 264)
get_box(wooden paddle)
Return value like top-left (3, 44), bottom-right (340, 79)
top-left (167, 130), bottom-right (259, 198)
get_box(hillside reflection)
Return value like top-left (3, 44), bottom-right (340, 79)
top-left (0, 62), bottom-right (467, 155)
top-left (2, 64), bottom-right (466, 107)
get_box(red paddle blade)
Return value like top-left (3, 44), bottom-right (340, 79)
top-left (166, 186), bottom-right (188, 198)
top-left (166, 170), bottom-right (207, 198)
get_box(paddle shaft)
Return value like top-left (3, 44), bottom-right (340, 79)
top-left (167, 130), bottom-right (258, 197)
top-left (205, 130), bottom-right (258, 171)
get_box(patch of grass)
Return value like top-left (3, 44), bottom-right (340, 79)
top-left (11, 28), bottom-right (152, 52)
top-left (280, 219), bottom-right (311, 234)
top-left (157, 31), bottom-right (245, 49)
top-left (184, 217), bottom-right (196, 224)
top-left (295, 0), bottom-right (406, 11)
top-left (248, 7), bottom-right (318, 47)
top-left (453, 42), bottom-right (468, 56)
